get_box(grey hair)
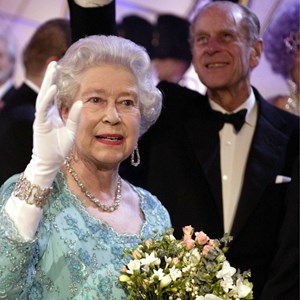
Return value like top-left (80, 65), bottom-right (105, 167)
top-left (190, 1), bottom-right (261, 45)
top-left (55, 35), bottom-right (162, 136)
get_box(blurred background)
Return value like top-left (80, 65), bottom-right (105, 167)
top-left (0, 0), bottom-right (296, 99)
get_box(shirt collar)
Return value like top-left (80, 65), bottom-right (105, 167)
top-left (209, 88), bottom-right (257, 127)
top-left (0, 79), bottom-right (13, 98)
top-left (24, 79), bottom-right (40, 94)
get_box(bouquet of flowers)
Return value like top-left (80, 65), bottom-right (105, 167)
top-left (119, 226), bottom-right (253, 300)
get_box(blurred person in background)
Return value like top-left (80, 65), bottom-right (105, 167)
top-left (117, 14), bottom-right (154, 56)
top-left (264, 0), bottom-right (300, 116)
top-left (117, 13), bottom-right (194, 88)
top-left (151, 14), bottom-right (193, 86)
top-left (0, 18), bottom-right (72, 185)
top-left (0, 33), bottom-right (17, 111)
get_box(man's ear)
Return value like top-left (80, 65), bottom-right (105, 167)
top-left (250, 38), bottom-right (263, 69)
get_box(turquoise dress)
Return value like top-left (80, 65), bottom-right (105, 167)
top-left (0, 172), bottom-right (171, 299)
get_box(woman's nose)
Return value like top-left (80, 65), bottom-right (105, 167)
top-left (102, 105), bottom-right (121, 124)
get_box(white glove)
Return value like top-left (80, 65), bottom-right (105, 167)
top-left (24, 61), bottom-right (82, 188)
top-left (74, 0), bottom-right (112, 7)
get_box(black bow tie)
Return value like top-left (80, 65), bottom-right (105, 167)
top-left (213, 109), bottom-right (247, 132)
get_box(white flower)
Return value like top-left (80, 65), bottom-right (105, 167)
top-left (190, 248), bottom-right (201, 264)
top-left (140, 251), bottom-right (161, 266)
top-left (151, 268), bottom-right (165, 281)
top-left (182, 265), bottom-right (191, 273)
top-left (142, 265), bottom-right (150, 272)
top-left (216, 261), bottom-right (236, 292)
top-left (169, 234), bottom-right (176, 241)
top-left (160, 274), bottom-right (172, 288)
top-left (235, 277), bottom-right (252, 298)
top-left (220, 277), bottom-right (234, 293)
top-left (165, 256), bottom-right (172, 264)
top-left (216, 260), bottom-right (236, 279)
top-left (195, 294), bottom-right (223, 300)
top-left (169, 265), bottom-right (182, 281)
top-left (126, 259), bottom-right (141, 274)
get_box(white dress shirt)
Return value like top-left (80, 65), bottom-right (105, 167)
top-left (24, 79), bottom-right (40, 94)
top-left (0, 79), bottom-right (14, 99)
top-left (209, 89), bottom-right (258, 233)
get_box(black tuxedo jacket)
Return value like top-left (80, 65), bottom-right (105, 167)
top-left (121, 82), bottom-right (299, 299)
top-left (2, 85), bottom-right (16, 104)
top-left (0, 83), bottom-right (37, 185)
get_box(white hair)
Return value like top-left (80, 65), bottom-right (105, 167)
top-left (56, 35), bottom-right (162, 136)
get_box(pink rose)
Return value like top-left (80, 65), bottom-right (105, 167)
top-left (202, 245), bottom-right (213, 256)
top-left (208, 239), bottom-right (217, 248)
top-left (182, 225), bottom-right (194, 239)
top-left (145, 239), bottom-right (153, 248)
top-left (132, 249), bottom-right (142, 259)
top-left (172, 257), bottom-right (180, 265)
top-left (195, 231), bottom-right (209, 245)
top-left (183, 238), bottom-right (195, 250)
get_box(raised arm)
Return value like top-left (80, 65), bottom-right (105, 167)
top-left (68, 0), bottom-right (117, 43)
top-left (0, 62), bottom-right (82, 298)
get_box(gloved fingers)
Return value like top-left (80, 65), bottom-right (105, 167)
top-left (56, 101), bottom-right (82, 158)
top-left (35, 85), bottom-right (57, 123)
top-left (65, 101), bottom-right (83, 133)
top-left (36, 61), bottom-right (57, 111)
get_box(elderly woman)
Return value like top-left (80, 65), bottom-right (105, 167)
top-left (264, 0), bottom-right (300, 115)
top-left (0, 35), bottom-right (171, 299)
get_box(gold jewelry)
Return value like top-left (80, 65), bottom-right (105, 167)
top-left (64, 157), bottom-right (121, 212)
top-left (13, 173), bottom-right (52, 208)
top-left (285, 79), bottom-right (300, 116)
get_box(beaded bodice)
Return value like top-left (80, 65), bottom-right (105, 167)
top-left (0, 172), bottom-right (171, 299)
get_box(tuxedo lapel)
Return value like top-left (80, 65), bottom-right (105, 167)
top-left (231, 95), bottom-right (291, 238)
top-left (184, 100), bottom-right (224, 221)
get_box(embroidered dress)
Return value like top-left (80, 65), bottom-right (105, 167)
top-left (0, 172), bottom-right (171, 299)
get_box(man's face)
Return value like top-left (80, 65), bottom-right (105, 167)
top-left (191, 4), bottom-right (260, 93)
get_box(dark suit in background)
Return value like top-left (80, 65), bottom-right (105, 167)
top-left (0, 83), bottom-right (36, 184)
top-left (68, 1), bottom-right (299, 298)
top-left (0, 18), bottom-right (72, 185)
top-left (1, 85), bottom-right (16, 105)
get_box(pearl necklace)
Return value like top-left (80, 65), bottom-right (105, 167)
top-left (64, 158), bottom-right (121, 212)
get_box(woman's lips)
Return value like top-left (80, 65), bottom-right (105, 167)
top-left (96, 134), bottom-right (124, 145)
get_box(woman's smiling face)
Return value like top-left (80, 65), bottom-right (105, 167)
top-left (63, 63), bottom-right (141, 169)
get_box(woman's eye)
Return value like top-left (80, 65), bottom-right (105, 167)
top-left (121, 99), bottom-right (135, 106)
top-left (88, 97), bottom-right (101, 104)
